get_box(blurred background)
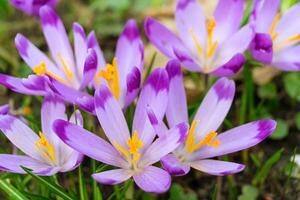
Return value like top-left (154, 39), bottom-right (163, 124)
top-left (0, 0), bottom-right (300, 199)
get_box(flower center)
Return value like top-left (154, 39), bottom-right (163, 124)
top-left (95, 57), bottom-right (120, 99)
top-left (113, 130), bottom-right (144, 170)
top-left (185, 120), bottom-right (220, 154)
top-left (35, 131), bottom-right (56, 164)
top-left (189, 18), bottom-right (218, 72)
top-left (269, 13), bottom-right (300, 50)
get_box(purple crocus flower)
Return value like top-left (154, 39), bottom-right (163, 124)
top-left (144, 0), bottom-right (254, 77)
top-left (147, 61), bottom-right (276, 176)
top-left (53, 67), bottom-right (189, 193)
top-left (250, 0), bottom-right (300, 71)
top-left (0, 96), bottom-right (83, 175)
top-left (10, 0), bottom-right (58, 16)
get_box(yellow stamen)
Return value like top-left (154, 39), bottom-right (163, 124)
top-left (113, 142), bottom-right (129, 158)
top-left (206, 18), bottom-right (218, 58)
top-left (97, 57), bottom-right (120, 99)
top-left (34, 62), bottom-right (69, 85)
top-left (186, 120), bottom-right (220, 153)
top-left (57, 53), bottom-right (73, 82)
top-left (35, 131), bottom-right (56, 162)
top-left (269, 13), bottom-right (281, 41)
top-left (274, 34), bottom-right (300, 50)
top-left (189, 29), bottom-right (203, 56)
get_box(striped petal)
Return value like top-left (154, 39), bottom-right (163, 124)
top-left (92, 169), bottom-right (132, 185)
top-left (161, 153), bottom-right (190, 176)
top-left (79, 48), bottom-right (97, 90)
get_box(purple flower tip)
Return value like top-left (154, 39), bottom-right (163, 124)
top-left (146, 106), bottom-right (158, 125)
top-left (22, 75), bottom-right (47, 91)
top-left (0, 115), bottom-right (15, 132)
top-left (15, 34), bottom-right (29, 58)
top-left (249, 33), bottom-right (273, 64)
top-left (214, 54), bottom-right (245, 76)
top-left (213, 78), bottom-right (235, 100)
top-left (122, 19), bottom-right (140, 42)
top-left (176, 122), bottom-right (189, 143)
top-left (52, 119), bottom-right (69, 141)
top-left (220, 164), bottom-right (245, 176)
top-left (145, 68), bottom-right (169, 94)
top-left (166, 60), bottom-right (182, 79)
top-left (84, 49), bottom-right (98, 71)
top-left (126, 67), bottom-right (141, 93)
top-left (76, 96), bottom-right (95, 114)
top-left (39, 5), bottom-right (59, 26)
top-left (73, 22), bottom-right (86, 38)
top-left (177, 0), bottom-right (193, 10)
top-left (87, 31), bottom-right (97, 48)
top-left (94, 85), bottom-right (113, 109)
top-left (0, 105), bottom-right (10, 115)
top-left (144, 17), bottom-right (155, 35)
top-left (256, 119), bottom-right (277, 140)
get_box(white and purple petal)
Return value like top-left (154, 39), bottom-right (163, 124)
top-left (123, 66), bottom-right (141, 108)
top-left (249, 33), bottom-right (273, 64)
top-left (212, 54), bottom-right (245, 77)
top-left (161, 153), bottom-right (190, 176)
top-left (92, 169), bottom-right (132, 185)
top-left (79, 48), bottom-right (97, 90)
top-left (10, 0), bottom-right (58, 16)
top-left (272, 45), bottom-right (300, 71)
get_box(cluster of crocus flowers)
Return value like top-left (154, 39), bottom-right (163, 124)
top-left (250, 0), bottom-right (300, 71)
top-left (145, 0), bottom-right (254, 77)
top-left (0, 97), bottom-right (83, 175)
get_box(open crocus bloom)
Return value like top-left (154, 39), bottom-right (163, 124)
top-left (10, 0), bottom-right (58, 16)
top-left (147, 60), bottom-right (276, 176)
top-left (0, 96), bottom-right (83, 175)
top-left (144, 0), bottom-right (253, 77)
top-left (54, 67), bottom-right (189, 193)
top-left (250, 0), bottom-right (300, 71)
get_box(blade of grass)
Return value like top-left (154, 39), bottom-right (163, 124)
top-left (79, 165), bottom-right (88, 200)
top-left (21, 167), bottom-right (77, 200)
top-left (91, 160), bottom-right (102, 200)
top-left (0, 179), bottom-right (28, 200)
top-left (143, 52), bottom-right (157, 83)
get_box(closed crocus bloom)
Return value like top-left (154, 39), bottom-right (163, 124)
top-left (144, 0), bottom-right (254, 77)
top-left (54, 67), bottom-right (189, 193)
top-left (250, 0), bottom-right (300, 71)
top-left (10, 0), bottom-right (58, 16)
top-left (0, 97), bottom-right (83, 175)
top-left (147, 61), bottom-right (276, 176)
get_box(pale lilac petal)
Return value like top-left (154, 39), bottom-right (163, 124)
top-left (272, 45), bottom-right (300, 71)
top-left (73, 22), bottom-right (88, 80)
top-left (251, 0), bottom-right (279, 33)
top-left (144, 17), bottom-right (187, 58)
top-left (146, 107), bottom-right (168, 137)
top-left (92, 169), bottom-right (132, 185)
top-left (0, 104), bottom-right (9, 115)
top-left (214, 0), bottom-right (244, 44)
top-left (116, 19), bottom-right (144, 103)
top-left (175, 0), bottom-right (207, 53)
top-left (140, 122), bottom-right (188, 167)
top-left (53, 119), bottom-right (127, 168)
top-left (94, 85), bottom-right (130, 148)
top-left (69, 110), bottom-right (83, 127)
top-left (15, 34), bottom-right (63, 78)
top-left (193, 120), bottom-right (276, 160)
top-left (173, 47), bottom-right (201, 72)
top-left (249, 33), bottom-right (273, 64)
top-left (191, 159), bottom-right (245, 176)
top-left (166, 60), bottom-right (188, 127)
top-left (60, 151), bottom-right (83, 172)
top-left (87, 31), bottom-right (106, 72)
top-left (79, 49), bottom-right (97, 90)
top-left (123, 67), bottom-right (141, 108)
top-left (193, 78), bottom-right (235, 141)
top-left (212, 54), bottom-right (245, 77)
top-left (133, 68), bottom-right (169, 148)
top-left (39, 6), bottom-right (78, 85)
top-left (161, 153), bottom-right (190, 176)
top-left (0, 115), bottom-right (42, 160)
top-left (10, 0), bottom-right (58, 16)
top-left (133, 166), bottom-right (171, 193)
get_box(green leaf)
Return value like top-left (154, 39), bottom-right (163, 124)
top-left (283, 73), bottom-right (300, 102)
top-left (281, 0), bottom-right (299, 12)
top-left (295, 112), bottom-right (300, 131)
top-left (79, 165), bottom-right (88, 200)
top-left (21, 167), bottom-right (77, 200)
top-left (238, 185), bottom-right (259, 200)
top-left (270, 119), bottom-right (289, 140)
top-left (0, 179), bottom-right (28, 200)
top-left (253, 148), bottom-right (284, 185)
top-left (169, 183), bottom-right (197, 200)
top-left (257, 83), bottom-right (277, 99)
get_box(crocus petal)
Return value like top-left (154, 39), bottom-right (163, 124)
top-left (60, 151), bottom-right (84, 172)
top-left (133, 166), bottom-right (171, 194)
top-left (15, 34), bottom-right (63, 77)
top-left (92, 169), bottom-right (132, 185)
top-left (116, 19), bottom-right (144, 106)
top-left (161, 153), bottom-right (190, 176)
top-left (10, 0), bottom-right (58, 16)
top-left (214, 0), bottom-right (244, 44)
top-left (79, 48), bottom-right (97, 90)
top-left (0, 104), bottom-right (9, 115)
top-left (193, 78), bottom-right (235, 141)
top-left (272, 45), bottom-right (300, 71)
top-left (249, 33), bottom-right (273, 64)
top-left (69, 110), bottom-right (83, 127)
top-left (190, 159), bottom-right (245, 176)
top-left (123, 67), bottom-right (141, 108)
top-left (144, 17), bottom-right (187, 58)
top-left (140, 122), bottom-right (188, 167)
top-left (212, 54), bottom-right (245, 77)
top-left (193, 120), bottom-right (276, 160)
top-left (251, 0), bottom-right (279, 33)
top-left (0, 115), bottom-right (42, 160)
top-left (39, 6), bottom-right (77, 85)
top-left (133, 68), bottom-right (169, 148)
top-left (73, 22), bottom-right (88, 80)
top-left (173, 47), bottom-right (201, 72)
top-left (53, 119), bottom-right (127, 168)
top-left (146, 107), bottom-right (168, 137)
top-left (166, 60), bottom-right (188, 127)
top-left (94, 85), bottom-right (130, 148)
top-left (175, 0), bottom-right (207, 53)
top-left (0, 154), bottom-right (57, 175)
top-left (87, 31), bottom-right (106, 73)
